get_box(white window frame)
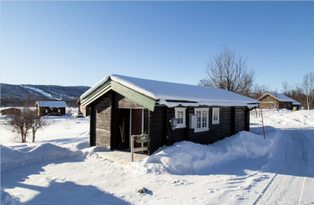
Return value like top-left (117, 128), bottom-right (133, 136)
top-left (194, 108), bottom-right (209, 132)
top-left (212, 108), bottom-right (220, 124)
top-left (175, 107), bottom-right (186, 128)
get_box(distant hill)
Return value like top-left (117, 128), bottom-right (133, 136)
top-left (1, 83), bottom-right (90, 107)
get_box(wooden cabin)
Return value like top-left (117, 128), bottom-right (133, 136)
top-left (80, 74), bottom-right (259, 154)
top-left (0, 108), bottom-right (21, 116)
top-left (35, 101), bottom-right (67, 116)
top-left (257, 92), bottom-right (301, 110)
top-left (76, 98), bottom-right (90, 116)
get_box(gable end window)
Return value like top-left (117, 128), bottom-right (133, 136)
top-left (175, 108), bottom-right (186, 128)
top-left (194, 108), bottom-right (209, 132)
top-left (212, 108), bottom-right (220, 124)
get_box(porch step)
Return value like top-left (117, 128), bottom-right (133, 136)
top-left (96, 150), bottom-right (148, 165)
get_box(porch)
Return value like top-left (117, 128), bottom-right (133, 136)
top-left (96, 150), bottom-right (148, 165)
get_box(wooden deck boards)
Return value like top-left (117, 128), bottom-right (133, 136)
top-left (96, 150), bottom-right (148, 165)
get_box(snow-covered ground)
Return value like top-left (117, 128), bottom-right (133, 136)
top-left (1, 109), bottom-right (313, 205)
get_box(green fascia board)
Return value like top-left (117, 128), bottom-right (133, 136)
top-left (81, 81), bottom-right (111, 107)
top-left (111, 81), bottom-right (156, 111)
top-left (81, 80), bottom-right (156, 111)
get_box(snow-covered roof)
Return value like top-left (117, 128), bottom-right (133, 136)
top-left (35, 101), bottom-right (67, 108)
top-left (260, 92), bottom-right (301, 105)
top-left (292, 101), bottom-right (302, 106)
top-left (81, 74), bottom-right (259, 108)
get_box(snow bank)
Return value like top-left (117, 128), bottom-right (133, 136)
top-left (140, 131), bottom-right (284, 175)
top-left (1, 143), bottom-right (82, 172)
top-left (1, 140), bottom-right (108, 172)
top-left (251, 109), bottom-right (314, 127)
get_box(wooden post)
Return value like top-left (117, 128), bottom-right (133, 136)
top-left (131, 135), bottom-right (134, 162)
top-left (131, 135), bottom-right (150, 162)
top-left (261, 109), bottom-right (266, 139)
top-left (231, 107), bottom-right (235, 135)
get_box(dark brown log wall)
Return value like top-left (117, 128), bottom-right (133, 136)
top-left (167, 107), bottom-right (186, 145)
top-left (235, 107), bottom-right (246, 133)
top-left (92, 92), bottom-right (112, 148)
top-left (184, 107), bottom-right (247, 145)
top-left (90, 106), bottom-right (96, 146)
top-left (115, 93), bottom-right (144, 109)
top-left (148, 106), bottom-right (167, 153)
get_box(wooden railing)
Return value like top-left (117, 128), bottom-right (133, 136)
top-left (130, 135), bottom-right (150, 162)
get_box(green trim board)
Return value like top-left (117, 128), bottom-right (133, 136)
top-left (81, 81), bottom-right (111, 107)
top-left (81, 80), bottom-right (156, 111)
top-left (111, 81), bottom-right (156, 111)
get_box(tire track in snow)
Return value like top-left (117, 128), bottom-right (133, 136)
top-left (298, 129), bottom-right (314, 205)
top-left (251, 130), bottom-right (286, 205)
top-left (253, 129), bottom-right (311, 205)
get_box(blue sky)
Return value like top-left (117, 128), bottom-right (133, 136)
top-left (1, 1), bottom-right (314, 92)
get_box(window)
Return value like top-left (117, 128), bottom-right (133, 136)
top-left (175, 108), bottom-right (186, 128)
top-left (194, 108), bottom-right (209, 132)
top-left (212, 108), bottom-right (220, 124)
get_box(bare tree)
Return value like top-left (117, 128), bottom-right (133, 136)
top-left (251, 83), bottom-right (269, 99)
top-left (7, 106), bottom-right (46, 143)
top-left (199, 47), bottom-right (255, 96)
top-left (302, 72), bottom-right (314, 110)
top-left (282, 81), bottom-right (291, 95)
top-left (29, 110), bottom-right (47, 142)
top-left (7, 108), bottom-right (33, 143)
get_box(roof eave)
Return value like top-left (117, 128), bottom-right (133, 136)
top-left (80, 79), bottom-right (156, 111)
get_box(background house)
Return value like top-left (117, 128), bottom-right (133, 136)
top-left (0, 108), bottom-right (21, 116)
top-left (258, 92), bottom-right (301, 110)
top-left (35, 101), bottom-right (67, 116)
top-left (76, 98), bottom-right (90, 116)
top-left (80, 74), bottom-right (259, 154)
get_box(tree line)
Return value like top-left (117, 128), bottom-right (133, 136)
top-left (199, 47), bottom-right (314, 110)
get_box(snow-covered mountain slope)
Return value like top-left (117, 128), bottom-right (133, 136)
top-left (1, 83), bottom-right (90, 106)
top-left (22, 86), bottom-right (61, 100)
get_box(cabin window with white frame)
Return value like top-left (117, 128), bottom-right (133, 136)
top-left (175, 107), bottom-right (186, 128)
top-left (194, 108), bottom-right (209, 132)
top-left (212, 108), bottom-right (220, 124)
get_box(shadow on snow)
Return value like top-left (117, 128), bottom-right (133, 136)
top-left (1, 157), bottom-right (131, 205)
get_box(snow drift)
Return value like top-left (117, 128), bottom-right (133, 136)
top-left (140, 130), bottom-right (284, 175)
top-left (1, 143), bottom-right (82, 172)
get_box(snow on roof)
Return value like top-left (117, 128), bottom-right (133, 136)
top-left (268, 92), bottom-right (295, 102)
top-left (81, 74), bottom-right (259, 108)
top-left (35, 101), bottom-right (67, 108)
top-left (262, 92), bottom-right (301, 104)
top-left (292, 101), bottom-right (302, 105)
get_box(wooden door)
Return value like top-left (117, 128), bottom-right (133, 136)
top-left (117, 109), bottom-right (130, 150)
top-left (131, 109), bottom-right (143, 148)
top-left (131, 109), bottom-right (142, 135)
